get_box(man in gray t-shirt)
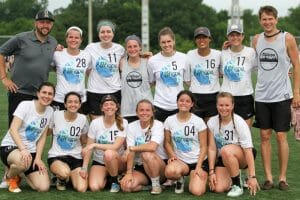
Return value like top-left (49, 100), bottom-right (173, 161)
top-left (0, 9), bottom-right (57, 126)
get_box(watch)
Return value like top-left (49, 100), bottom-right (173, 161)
top-left (249, 175), bottom-right (256, 179)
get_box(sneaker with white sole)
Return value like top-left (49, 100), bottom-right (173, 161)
top-left (110, 182), bottom-right (120, 193)
top-left (227, 185), bottom-right (243, 197)
top-left (174, 176), bottom-right (184, 194)
top-left (151, 186), bottom-right (162, 194)
top-left (7, 176), bottom-right (21, 193)
top-left (56, 179), bottom-right (67, 191)
top-left (0, 179), bottom-right (8, 188)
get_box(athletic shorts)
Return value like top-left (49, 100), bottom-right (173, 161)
top-left (193, 93), bottom-right (218, 118)
top-left (186, 158), bottom-right (209, 173)
top-left (91, 160), bottom-right (105, 166)
top-left (87, 90), bottom-right (121, 115)
top-left (0, 146), bottom-right (38, 175)
top-left (154, 106), bottom-right (178, 122)
top-left (233, 95), bottom-right (255, 120)
top-left (47, 155), bottom-right (83, 171)
top-left (8, 92), bottom-right (36, 126)
top-left (216, 148), bottom-right (257, 168)
top-left (254, 99), bottom-right (291, 132)
top-left (51, 100), bottom-right (89, 115)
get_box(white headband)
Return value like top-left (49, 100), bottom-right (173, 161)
top-left (66, 26), bottom-right (83, 37)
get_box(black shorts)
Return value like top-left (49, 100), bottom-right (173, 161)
top-left (187, 158), bottom-right (209, 173)
top-left (91, 160), bottom-right (105, 166)
top-left (87, 90), bottom-right (121, 115)
top-left (123, 116), bottom-right (139, 123)
top-left (154, 106), bottom-right (178, 122)
top-left (8, 92), bottom-right (36, 126)
top-left (193, 93), bottom-right (218, 118)
top-left (0, 146), bottom-right (38, 175)
top-left (51, 100), bottom-right (89, 115)
top-left (233, 95), bottom-right (255, 120)
top-left (48, 156), bottom-right (83, 171)
top-left (216, 148), bottom-right (257, 169)
top-left (254, 99), bottom-right (291, 132)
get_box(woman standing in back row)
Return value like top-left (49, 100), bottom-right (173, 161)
top-left (85, 19), bottom-right (125, 119)
top-left (148, 27), bottom-right (190, 122)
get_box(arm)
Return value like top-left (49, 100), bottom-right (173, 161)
top-left (286, 33), bottom-right (300, 107)
top-left (129, 141), bottom-right (158, 152)
top-left (79, 137), bottom-right (95, 179)
top-left (0, 54), bottom-right (18, 93)
top-left (243, 148), bottom-right (260, 195)
top-left (33, 126), bottom-right (49, 174)
top-left (164, 129), bottom-right (176, 162)
top-left (93, 136), bottom-right (125, 151)
top-left (195, 129), bottom-right (208, 176)
top-left (207, 129), bottom-right (218, 191)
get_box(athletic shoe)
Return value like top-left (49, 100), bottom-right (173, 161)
top-left (0, 179), bottom-right (8, 188)
top-left (227, 185), bottom-right (243, 197)
top-left (7, 176), bottom-right (21, 193)
top-left (174, 176), bottom-right (184, 194)
top-left (56, 179), bottom-right (67, 191)
top-left (150, 186), bottom-right (162, 194)
top-left (162, 179), bottom-right (174, 187)
top-left (278, 181), bottom-right (289, 191)
top-left (110, 182), bottom-right (120, 193)
top-left (262, 180), bottom-right (274, 190)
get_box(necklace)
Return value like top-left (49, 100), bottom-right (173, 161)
top-left (264, 30), bottom-right (282, 38)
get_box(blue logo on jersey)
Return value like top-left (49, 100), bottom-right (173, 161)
top-left (96, 131), bottom-right (112, 144)
top-left (193, 64), bottom-right (213, 85)
top-left (95, 56), bottom-right (117, 77)
top-left (135, 136), bottom-right (146, 146)
top-left (160, 65), bottom-right (180, 87)
top-left (25, 121), bottom-right (42, 142)
top-left (172, 131), bottom-right (191, 152)
top-left (57, 129), bottom-right (77, 150)
top-left (63, 61), bottom-right (84, 84)
top-left (224, 60), bottom-right (244, 82)
top-left (215, 134), bottom-right (225, 150)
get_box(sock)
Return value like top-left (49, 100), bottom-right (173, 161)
top-left (178, 176), bottom-right (184, 183)
top-left (151, 176), bottom-right (160, 187)
top-left (111, 176), bottom-right (118, 184)
top-left (231, 174), bottom-right (241, 187)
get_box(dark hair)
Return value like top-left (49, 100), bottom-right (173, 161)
top-left (259, 5), bottom-right (278, 19)
top-left (64, 91), bottom-right (82, 104)
top-left (100, 95), bottom-right (124, 131)
top-left (37, 82), bottom-right (55, 93)
top-left (136, 99), bottom-right (155, 136)
top-left (158, 27), bottom-right (175, 43)
top-left (176, 90), bottom-right (195, 112)
top-left (216, 92), bottom-right (236, 132)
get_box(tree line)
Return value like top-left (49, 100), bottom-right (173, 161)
top-left (1, 0), bottom-right (300, 52)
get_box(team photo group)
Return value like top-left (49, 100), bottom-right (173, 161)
top-left (0, 4), bottom-right (299, 198)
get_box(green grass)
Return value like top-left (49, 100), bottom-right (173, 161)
top-left (0, 72), bottom-right (300, 199)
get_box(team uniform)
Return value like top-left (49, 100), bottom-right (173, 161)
top-left (164, 114), bottom-right (207, 170)
top-left (127, 120), bottom-right (167, 166)
top-left (121, 58), bottom-right (153, 121)
top-left (85, 42), bottom-right (125, 115)
top-left (254, 32), bottom-right (292, 131)
top-left (221, 47), bottom-right (257, 119)
top-left (187, 49), bottom-right (221, 118)
top-left (52, 49), bottom-right (92, 113)
top-left (0, 100), bottom-right (53, 174)
top-left (148, 52), bottom-right (190, 121)
top-left (88, 116), bottom-right (128, 165)
top-left (207, 114), bottom-right (254, 166)
top-left (47, 110), bottom-right (89, 170)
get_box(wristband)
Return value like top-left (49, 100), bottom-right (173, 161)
top-left (248, 175), bottom-right (256, 179)
top-left (81, 167), bottom-right (87, 171)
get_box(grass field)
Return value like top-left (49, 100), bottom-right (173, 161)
top-left (0, 72), bottom-right (299, 199)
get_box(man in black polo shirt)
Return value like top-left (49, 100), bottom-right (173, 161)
top-left (0, 9), bottom-right (57, 125)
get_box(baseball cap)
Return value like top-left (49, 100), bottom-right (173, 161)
top-left (35, 9), bottom-right (54, 22)
top-left (227, 24), bottom-right (243, 35)
top-left (194, 27), bottom-right (212, 38)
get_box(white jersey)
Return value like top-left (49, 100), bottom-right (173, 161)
top-left (207, 114), bottom-right (253, 155)
top-left (88, 116), bottom-right (128, 164)
top-left (220, 46), bottom-right (257, 96)
top-left (148, 52), bottom-right (190, 110)
top-left (164, 114), bottom-right (207, 164)
top-left (48, 111), bottom-right (89, 159)
top-left (121, 58), bottom-right (153, 117)
top-left (53, 49), bottom-right (92, 103)
top-left (187, 49), bottom-right (221, 94)
top-left (126, 120), bottom-right (167, 165)
top-left (85, 42), bottom-right (125, 93)
top-left (1, 100), bottom-right (53, 153)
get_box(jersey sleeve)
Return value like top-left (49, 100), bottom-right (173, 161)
top-left (150, 121), bottom-right (164, 145)
top-left (235, 115), bottom-right (253, 148)
top-left (13, 101), bottom-right (29, 121)
top-left (126, 123), bottom-right (136, 147)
